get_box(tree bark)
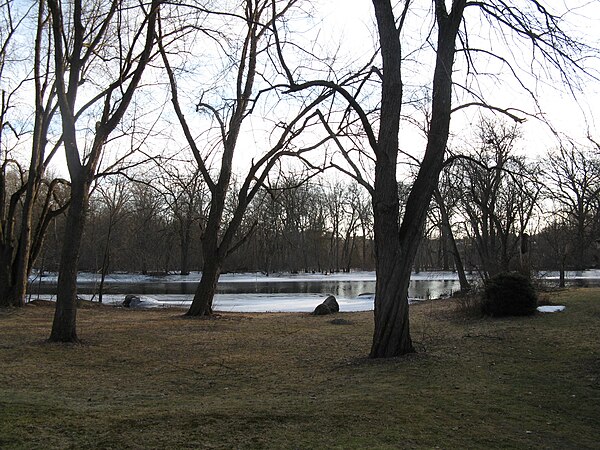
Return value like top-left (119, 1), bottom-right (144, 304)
top-left (434, 189), bottom-right (470, 291)
top-left (369, 0), bottom-right (411, 357)
top-left (0, 247), bottom-right (16, 307)
top-left (49, 180), bottom-right (88, 342)
top-left (369, 0), bottom-right (464, 358)
top-left (186, 251), bottom-right (221, 316)
top-left (180, 224), bottom-right (191, 275)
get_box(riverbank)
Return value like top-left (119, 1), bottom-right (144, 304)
top-left (26, 269), bottom-right (600, 312)
top-left (1, 288), bottom-right (599, 448)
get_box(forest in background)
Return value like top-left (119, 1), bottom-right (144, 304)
top-left (29, 117), bottom-right (600, 280)
top-left (2, 0), bottom-right (599, 353)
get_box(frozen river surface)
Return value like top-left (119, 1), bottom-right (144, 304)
top-left (27, 270), bottom-right (600, 312)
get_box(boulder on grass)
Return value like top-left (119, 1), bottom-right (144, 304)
top-left (123, 294), bottom-right (142, 308)
top-left (312, 295), bottom-right (339, 315)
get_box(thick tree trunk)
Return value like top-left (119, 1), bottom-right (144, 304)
top-left (0, 248), bottom-right (15, 307)
top-left (12, 217), bottom-right (34, 307)
top-left (371, 259), bottom-right (414, 357)
top-left (369, 0), bottom-right (408, 357)
top-left (369, 0), bottom-right (464, 358)
top-left (186, 255), bottom-right (221, 316)
top-left (371, 162), bottom-right (414, 356)
top-left (49, 181), bottom-right (88, 342)
top-left (185, 192), bottom-right (226, 316)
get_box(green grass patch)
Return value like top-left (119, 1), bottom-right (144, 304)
top-left (1, 289), bottom-right (599, 449)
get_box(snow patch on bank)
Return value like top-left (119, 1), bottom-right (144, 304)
top-left (26, 292), bottom-right (429, 312)
top-left (537, 305), bottom-right (566, 313)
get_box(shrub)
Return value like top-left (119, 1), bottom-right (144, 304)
top-left (454, 290), bottom-right (484, 318)
top-left (482, 272), bottom-right (538, 317)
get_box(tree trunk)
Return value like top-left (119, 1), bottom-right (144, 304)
top-left (441, 225), bottom-right (450, 271)
top-left (186, 254), bottom-right (221, 316)
top-left (185, 188), bottom-right (227, 316)
top-left (5, 111), bottom-right (46, 308)
top-left (180, 226), bottom-right (191, 275)
top-left (49, 181), bottom-right (88, 343)
top-left (451, 237), bottom-right (470, 292)
top-left (371, 257), bottom-right (414, 357)
top-left (98, 251), bottom-right (109, 304)
top-left (434, 189), bottom-right (470, 291)
top-left (519, 232), bottom-right (530, 278)
top-left (180, 252), bottom-right (190, 276)
top-left (369, 0), bottom-right (464, 358)
top-left (98, 220), bottom-right (114, 304)
top-left (559, 257), bottom-right (566, 288)
top-left (0, 248), bottom-right (15, 307)
top-left (12, 105), bottom-right (46, 307)
top-left (369, 0), bottom-right (411, 357)
top-left (12, 210), bottom-right (34, 308)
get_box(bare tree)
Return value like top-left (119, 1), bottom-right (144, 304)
top-left (432, 186), bottom-right (471, 292)
top-left (277, 0), bottom-right (596, 357)
top-left (153, 163), bottom-right (207, 275)
top-left (537, 219), bottom-right (572, 286)
top-left (0, 0), bottom-right (68, 307)
top-left (93, 177), bottom-right (131, 303)
top-left (47, 0), bottom-right (161, 342)
top-left (280, 0), bottom-right (467, 356)
top-left (452, 118), bottom-right (541, 278)
top-left (158, 0), bottom-right (331, 316)
top-left (543, 143), bottom-right (600, 270)
top-left (128, 178), bottom-right (172, 274)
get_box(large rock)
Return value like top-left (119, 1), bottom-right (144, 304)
top-left (122, 294), bottom-right (142, 308)
top-left (312, 295), bottom-right (339, 315)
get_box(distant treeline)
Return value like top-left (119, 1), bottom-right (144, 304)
top-left (32, 124), bottom-right (600, 280)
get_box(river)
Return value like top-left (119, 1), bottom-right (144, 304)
top-left (26, 270), bottom-right (600, 312)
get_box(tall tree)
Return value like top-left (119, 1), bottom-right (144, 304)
top-left (287, 0), bottom-right (466, 356)
top-left (280, 0), bottom-right (596, 357)
top-left (453, 118), bottom-right (540, 278)
top-left (543, 143), bottom-right (600, 270)
top-left (48, 0), bottom-right (161, 342)
top-left (159, 0), bottom-right (330, 316)
top-left (432, 186), bottom-right (471, 291)
top-left (0, 0), bottom-right (67, 307)
top-left (154, 163), bottom-right (207, 275)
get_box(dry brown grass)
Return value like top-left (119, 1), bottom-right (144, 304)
top-left (1, 289), bottom-right (599, 449)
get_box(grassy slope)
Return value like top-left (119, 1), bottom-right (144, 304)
top-left (0, 289), bottom-right (598, 449)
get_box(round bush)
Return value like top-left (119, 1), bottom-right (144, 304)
top-left (482, 272), bottom-right (538, 317)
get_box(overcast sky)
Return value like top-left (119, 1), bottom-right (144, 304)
top-left (324, 0), bottom-right (600, 153)
top-left (8, 0), bottom-right (599, 178)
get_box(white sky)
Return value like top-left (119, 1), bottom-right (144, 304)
top-left (229, 0), bottom-right (600, 179)
top-left (4, 0), bottom-right (600, 179)
top-left (316, 0), bottom-right (600, 158)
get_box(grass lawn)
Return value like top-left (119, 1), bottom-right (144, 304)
top-left (1, 288), bottom-right (599, 449)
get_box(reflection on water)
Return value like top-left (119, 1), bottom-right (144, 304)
top-left (31, 278), bottom-right (463, 300)
top-left (27, 270), bottom-right (600, 311)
